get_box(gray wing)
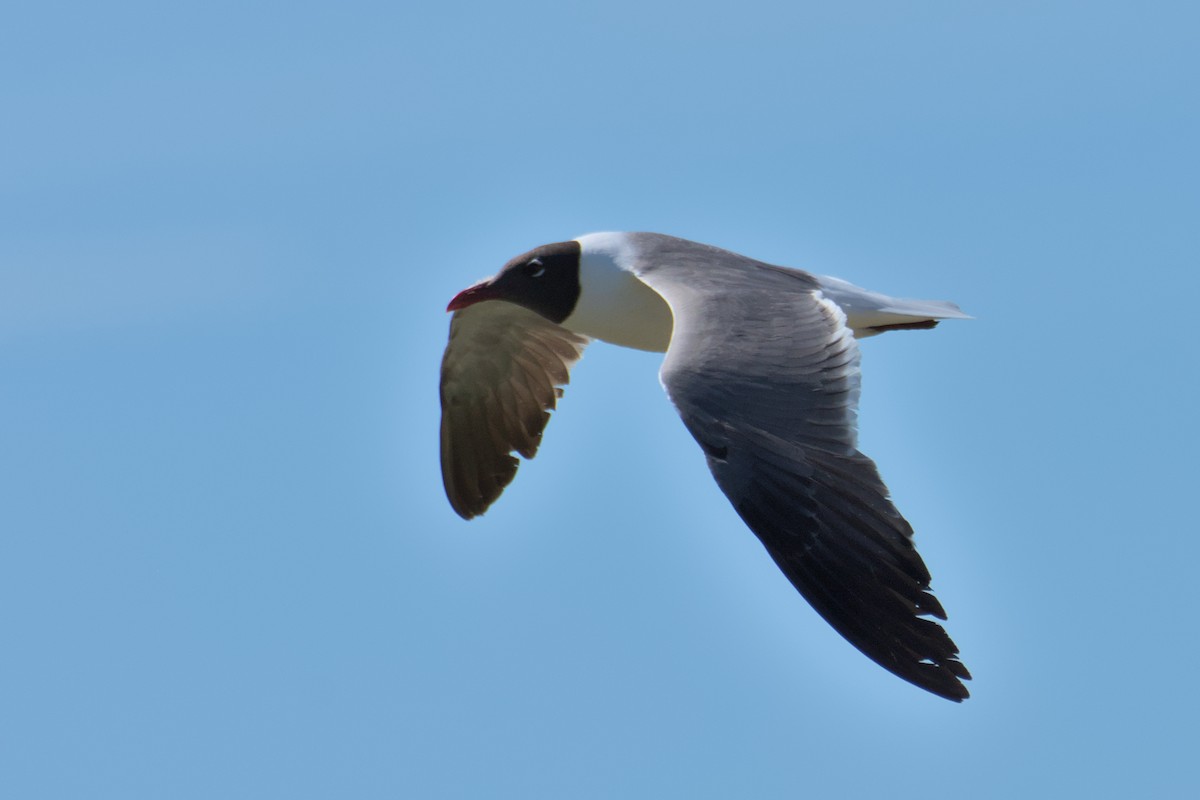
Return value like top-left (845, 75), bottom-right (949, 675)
top-left (440, 301), bottom-right (588, 519)
top-left (629, 235), bottom-right (970, 701)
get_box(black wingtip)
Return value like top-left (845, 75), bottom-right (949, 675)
top-left (865, 319), bottom-right (940, 334)
top-left (913, 660), bottom-right (971, 702)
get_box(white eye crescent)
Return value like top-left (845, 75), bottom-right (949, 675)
top-left (526, 258), bottom-right (545, 278)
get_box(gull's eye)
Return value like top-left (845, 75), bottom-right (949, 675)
top-left (523, 258), bottom-right (545, 278)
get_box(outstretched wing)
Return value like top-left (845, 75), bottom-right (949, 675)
top-left (628, 234), bottom-right (970, 700)
top-left (440, 301), bottom-right (588, 519)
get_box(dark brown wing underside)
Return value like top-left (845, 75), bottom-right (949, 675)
top-left (439, 302), bottom-right (588, 519)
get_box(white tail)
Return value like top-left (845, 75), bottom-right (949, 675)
top-left (815, 274), bottom-right (970, 337)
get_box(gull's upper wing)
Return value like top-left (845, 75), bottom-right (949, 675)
top-left (627, 234), bottom-right (970, 701)
top-left (440, 301), bottom-right (588, 519)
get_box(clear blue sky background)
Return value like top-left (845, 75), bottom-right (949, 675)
top-left (3, 2), bottom-right (1198, 797)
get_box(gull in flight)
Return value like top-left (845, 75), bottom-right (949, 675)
top-left (440, 232), bottom-right (971, 700)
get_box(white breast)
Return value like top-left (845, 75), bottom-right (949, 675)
top-left (565, 233), bottom-right (674, 353)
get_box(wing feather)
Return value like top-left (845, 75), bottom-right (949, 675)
top-left (627, 233), bottom-right (969, 701)
top-left (439, 302), bottom-right (588, 519)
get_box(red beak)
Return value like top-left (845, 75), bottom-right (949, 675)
top-left (446, 280), bottom-right (499, 312)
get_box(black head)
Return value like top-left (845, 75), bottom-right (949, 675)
top-left (447, 240), bottom-right (582, 324)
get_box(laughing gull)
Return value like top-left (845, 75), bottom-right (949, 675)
top-left (440, 232), bottom-right (971, 701)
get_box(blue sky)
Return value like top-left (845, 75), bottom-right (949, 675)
top-left (3, 1), bottom-right (1198, 797)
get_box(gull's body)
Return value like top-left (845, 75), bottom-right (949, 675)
top-left (439, 232), bottom-right (971, 701)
